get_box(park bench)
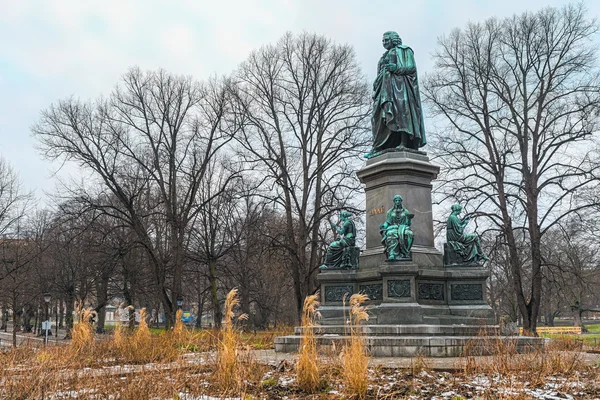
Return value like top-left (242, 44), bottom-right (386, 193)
top-left (519, 326), bottom-right (582, 335)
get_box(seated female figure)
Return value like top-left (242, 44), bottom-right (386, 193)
top-left (380, 195), bottom-right (414, 260)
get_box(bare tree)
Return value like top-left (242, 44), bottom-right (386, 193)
top-left (0, 157), bottom-right (33, 281)
top-left (186, 158), bottom-right (245, 329)
top-left (33, 68), bottom-right (237, 326)
top-left (225, 198), bottom-right (297, 328)
top-left (231, 32), bottom-right (371, 319)
top-left (424, 4), bottom-right (600, 333)
top-left (542, 219), bottom-right (600, 329)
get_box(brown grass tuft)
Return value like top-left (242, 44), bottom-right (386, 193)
top-left (341, 293), bottom-right (370, 399)
top-left (131, 308), bottom-right (152, 358)
top-left (71, 302), bottom-right (96, 354)
top-left (215, 288), bottom-right (249, 392)
top-left (296, 292), bottom-right (322, 393)
top-left (111, 305), bottom-right (126, 352)
top-left (460, 329), bottom-right (586, 382)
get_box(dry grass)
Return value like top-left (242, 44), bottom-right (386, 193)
top-left (243, 324), bottom-right (295, 349)
top-left (0, 320), bottom-right (599, 399)
top-left (296, 292), bottom-right (322, 393)
top-left (214, 288), bottom-right (250, 392)
top-left (4, 297), bottom-right (598, 399)
top-left (341, 293), bottom-right (370, 399)
top-left (0, 297), bottom-right (268, 399)
top-left (459, 330), bottom-right (587, 387)
top-left (71, 302), bottom-right (96, 355)
top-left (111, 305), bottom-right (126, 351)
top-left (172, 309), bottom-right (186, 343)
top-left (410, 351), bottom-right (431, 375)
top-left (130, 308), bottom-right (153, 359)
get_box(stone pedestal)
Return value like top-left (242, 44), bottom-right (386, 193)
top-left (359, 151), bottom-right (439, 252)
top-left (273, 152), bottom-right (541, 356)
top-left (315, 152), bottom-right (493, 324)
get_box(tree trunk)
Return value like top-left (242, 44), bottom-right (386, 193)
top-left (96, 306), bottom-right (106, 334)
top-left (195, 284), bottom-right (205, 329)
top-left (12, 308), bottom-right (18, 347)
top-left (34, 307), bottom-right (39, 335)
top-left (239, 284), bottom-right (251, 329)
top-left (545, 313), bottom-right (555, 327)
top-left (1, 302), bottom-right (7, 331)
top-left (64, 292), bottom-right (75, 338)
top-left (59, 297), bottom-right (64, 328)
top-left (290, 258), bottom-right (303, 323)
top-left (209, 259), bottom-right (222, 329)
top-left (55, 300), bottom-right (59, 338)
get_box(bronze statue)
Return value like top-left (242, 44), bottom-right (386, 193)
top-left (320, 211), bottom-right (359, 269)
top-left (367, 31), bottom-right (426, 158)
top-left (380, 195), bottom-right (414, 260)
top-left (446, 204), bottom-right (488, 264)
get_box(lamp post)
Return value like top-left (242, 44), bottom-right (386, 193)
top-left (43, 293), bottom-right (51, 345)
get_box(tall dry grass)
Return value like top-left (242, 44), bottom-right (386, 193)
top-left (341, 293), bottom-right (370, 399)
top-left (131, 308), bottom-right (152, 357)
top-left (460, 330), bottom-right (586, 386)
top-left (215, 288), bottom-right (249, 392)
top-left (296, 292), bottom-right (322, 393)
top-left (111, 304), bottom-right (127, 352)
top-left (71, 302), bottom-right (96, 355)
top-left (109, 307), bottom-right (180, 363)
top-left (0, 298), bottom-right (280, 399)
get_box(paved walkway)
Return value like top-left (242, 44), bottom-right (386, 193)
top-left (0, 322), bottom-right (66, 347)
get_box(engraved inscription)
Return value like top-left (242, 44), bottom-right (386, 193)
top-left (359, 284), bottom-right (383, 301)
top-left (369, 206), bottom-right (385, 216)
top-left (451, 284), bottom-right (483, 301)
top-left (418, 283), bottom-right (445, 301)
top-left (387, 280), bottom-right (411, 298)
top-left (324, 285), bottom-right (354, 302)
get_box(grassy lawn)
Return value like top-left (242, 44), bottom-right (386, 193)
top-left (542, 324), bottom-right (600, 346)
top-left (543, 333), bottom-right (600, 346)
top-left (586, 323), bottom-right (600, 333)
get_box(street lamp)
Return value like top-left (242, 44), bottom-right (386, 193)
top-left (43, 293), bottom-right (51, 345)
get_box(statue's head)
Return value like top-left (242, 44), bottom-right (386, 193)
top-left (393, 195), bottom-right (403, 207)
top-left (382, 31), bottom-right (402, 50)
top-left (340, 211), bottom-right (352, 220)
top-left (451, 204), bottom-right (462, 213)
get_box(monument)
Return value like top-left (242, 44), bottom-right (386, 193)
top-left (275, 32), bottom-right (540, 356)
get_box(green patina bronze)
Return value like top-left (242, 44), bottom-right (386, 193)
top-left (380, 195), bottom-right (414, 260)
top-left (366, 31), bottom-right (426, 158)
top-left (446, 204), bottom-right (488, 264)
top-left (320, 211), bottom-right (359, 269)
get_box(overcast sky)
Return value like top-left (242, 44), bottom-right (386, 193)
top-left (1, 0), bottom-right (599, 205)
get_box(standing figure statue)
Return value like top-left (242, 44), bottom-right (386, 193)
top-left (320, 211), bottom-right (359, 269)
top-left (380, 195), bottom-right (414, 260)
top-left (366, 31), bottom-right (426, 158)
top-left (446, 204), bottom-right (488, 264)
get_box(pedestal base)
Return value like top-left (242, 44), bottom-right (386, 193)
top-left (274, 325), bottom-right (544, 357)
top-left (274, 152), bottom-right (503, 357)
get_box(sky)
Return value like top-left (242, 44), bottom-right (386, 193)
top-left (1, 0), bottom-right (599, 206)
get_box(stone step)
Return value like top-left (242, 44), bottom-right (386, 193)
top-left (294, 324), bottom-right (499, 336)
top-left (274, 334), bottom-right (543, 357)
top-left (319, 315), bottom-right (379, 326)
top-left (423, 315), bottom-right (495, 325)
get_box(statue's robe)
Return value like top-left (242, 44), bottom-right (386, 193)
top-left (446, 213), bottom-right (485, 262)
top-left (372, 45), bottom-right (426, 151)
top-left (323, 219), bottom-right (356, 268)
top-left (380, 206), bottom-right (414, 259)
